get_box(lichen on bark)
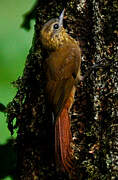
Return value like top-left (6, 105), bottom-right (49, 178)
top-left (6, 0), bottom-right (118, 179)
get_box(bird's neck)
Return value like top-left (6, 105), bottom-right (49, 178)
top-left (53, 32), bottom-right (77, 51)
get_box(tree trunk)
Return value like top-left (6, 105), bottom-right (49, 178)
top-left (7, 0), bottom-right (118, 179)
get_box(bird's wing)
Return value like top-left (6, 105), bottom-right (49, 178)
top-left (46, 78), bottom-right (74, 120)
top-left (45, 45), bottom-right (81, 121)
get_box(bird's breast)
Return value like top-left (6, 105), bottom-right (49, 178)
top-left (45, 43), bottom-right (80, 81)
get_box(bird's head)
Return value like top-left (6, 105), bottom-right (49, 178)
top-left (40, 9), bottom-right (68, 50)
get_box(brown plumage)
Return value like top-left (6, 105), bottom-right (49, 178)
top-left (40, 10), bottom-right (81, 175)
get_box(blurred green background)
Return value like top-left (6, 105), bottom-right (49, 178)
top-left (0, 0), bottom-right (36, 179)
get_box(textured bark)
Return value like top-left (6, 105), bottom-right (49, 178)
top-left (6, 0), bottom-right (118, 179)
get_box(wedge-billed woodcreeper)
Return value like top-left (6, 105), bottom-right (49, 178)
top-left (40, 10), bottom-right (82, 175)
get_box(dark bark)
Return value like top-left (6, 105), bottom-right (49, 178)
top-left (6, 0), bottom-right (118, 179)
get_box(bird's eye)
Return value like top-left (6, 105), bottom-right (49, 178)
top-left (53, 23), bottom-right (59, 30)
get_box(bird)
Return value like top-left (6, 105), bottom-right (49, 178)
top-left (40, 9), bottom-right (82, 176)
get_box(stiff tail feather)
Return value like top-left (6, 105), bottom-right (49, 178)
top-left (55, 107), bottom-right (74, 174)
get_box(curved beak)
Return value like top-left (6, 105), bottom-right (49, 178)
top-left (58, 9), bottom-right (65, 27)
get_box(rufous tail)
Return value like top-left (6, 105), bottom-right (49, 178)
top-left (55, 107), bottom-right (74, 173)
